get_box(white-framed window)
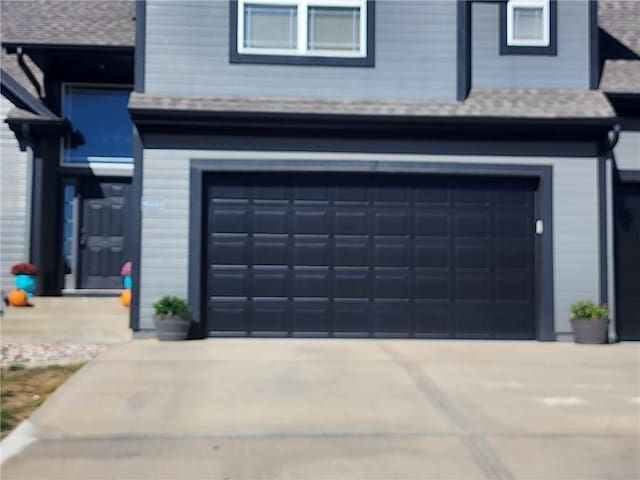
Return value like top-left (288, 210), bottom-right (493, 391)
top-left (506, 0), bottom-right (550, 47)
top-left (237, 0), bottom-right (367, 58)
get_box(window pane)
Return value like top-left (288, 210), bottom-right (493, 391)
top-left (513, 6), bottom-right (544, 41)
top-left (63, 88), bottom-right (133, 163)
top-left (308, 7), bottom-right (360, 51)
top-left (244, 4), bottom-right (297, 49)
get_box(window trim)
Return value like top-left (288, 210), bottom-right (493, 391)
top-left (230, 0), bottom-right (375, 67)
top-left (60, 83), bottom-right (134, 167)
top-left (500, 0), bottom-right (557, 56)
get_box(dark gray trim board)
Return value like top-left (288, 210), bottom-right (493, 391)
top-left (129, 0), bottom-right (146, 330)
top-left (598, 155), bottom-right (608, 306)
top-left (589, 0), bottom-right (599, 89)
top-left (188, 159), bottom-right (555, 341)
top-left (129, 129), bottom-right (143, 331)
top-left (135, 0), bottom-right (146, 93)
top-left (0, 70), bottom-right (55, 117)
top-left (617, 170), bottom-right (640, 184)
top-left (229, 0), bottom-right (375, 67)
top-left (457, 0), bottom-right (471, 101)
top-left (499, 0), bottom-right (557, 56)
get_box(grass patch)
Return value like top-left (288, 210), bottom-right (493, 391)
top-left (1, 363), bottom-right (83, 438)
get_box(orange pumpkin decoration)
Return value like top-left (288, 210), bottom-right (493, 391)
top-left (8, 289), bottom-right (28, 307)
top-left (120, 289), bottom-right (131, 307)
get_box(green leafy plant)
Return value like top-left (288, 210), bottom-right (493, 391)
top-left (153, 296), bottom-right (190, 317)
top-left (571, 301), bottom-right (609, 319)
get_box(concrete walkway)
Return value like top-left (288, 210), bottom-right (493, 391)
top-left (1, 297), bottom-right (131, 344)
top-left (1, 339), bottom-right (639, 479)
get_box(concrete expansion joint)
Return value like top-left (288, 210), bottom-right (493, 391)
top-left (376, 342), bottom-right (516, 480)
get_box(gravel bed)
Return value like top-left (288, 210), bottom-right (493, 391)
top-left (0, 343), bottom-right (107, 367)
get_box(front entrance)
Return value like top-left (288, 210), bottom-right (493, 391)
top-left (77, 178), bottom-right (131, 289)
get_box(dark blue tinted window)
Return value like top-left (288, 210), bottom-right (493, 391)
top-left (64, 87), bottom-right (133, 163)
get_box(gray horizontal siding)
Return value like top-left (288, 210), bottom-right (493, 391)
top-left (614, 123), bottom-right (640, 171)
top-left (144, 0), bottom-right (457, 101)
top-left (0, 95), bottom-right (30, 294)
top-left (472, 1), bottom-right (590, 89)
top-left (140, 148), bottom-right (599, 335)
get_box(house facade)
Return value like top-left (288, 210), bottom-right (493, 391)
top-left (2, 0), bottom-right (638, 341)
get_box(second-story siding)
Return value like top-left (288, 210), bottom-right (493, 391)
top-left (144, 0), bottom-right (457, 101)
top-left (472, 1), bottom-right (590, 90)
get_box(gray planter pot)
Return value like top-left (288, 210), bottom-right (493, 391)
top-left (153, 314), bottom-right (191, 341)
top-left (571, 317), bottom-right (609, 344)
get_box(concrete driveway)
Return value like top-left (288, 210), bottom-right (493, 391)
top-left (2, 339), bottom-right (639, 479)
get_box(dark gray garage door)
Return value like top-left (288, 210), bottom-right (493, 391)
top-left (204, 173), bottom-right (536, 338)
top-left (615, 181), bottom-right (640, 341)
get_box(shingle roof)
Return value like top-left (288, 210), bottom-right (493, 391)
top-left (600, 59), bottom-right (640, 94)
top-left (599, 0), bottom-right (640, 57)
top-left (0, 0), bottom-right (135, 47)
top-left (129, 89), bottom-right (616, 121)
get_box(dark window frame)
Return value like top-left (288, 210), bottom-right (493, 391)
top-left (499, 0), bottom-right (557, 56)
top-left (229, 0), bottom-right (375, 67)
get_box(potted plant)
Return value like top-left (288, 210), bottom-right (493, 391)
top-left (153, 296), bottom-right (191, 341)
top-left (571, 301), bottom-right (609, 344)
top-left (10, 263), bottom-right (38, 297)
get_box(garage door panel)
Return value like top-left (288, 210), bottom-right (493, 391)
top-left (334, 300), bottom-right (370, 333)
top-left (254, 209), bottom-right (288, 234)
top-left (334, 239), bottom-right (369, 266)
top-left (454, 214), bottom-right (489, 238)
top-left (334, 268), bottom-right (369, 298)
top-left (293, 210), bottom-right (329, 234)
top-left (374, 211), bottom-right (409, 235)
top-left (455, 275), bottom-right (490, 300)
top-left (372, 301), bottom-right (411, 334)
top-left (210, 209), bottom-right (247, 233)
top-left (414, 212), bottom-right (449, 237)
top-left (414, 302), bottom-right (451, 336)
top-left (414, 273), bottom-right (450, 300)
top-left (209, 184), bottom-right (248, 202)
top-left (455, 304), bottom-right (491, 337)
top-left (207, 301), bottom-right (249, 332)
top-left (293, 239), bottom-right (330, 266)
top-left (293, 269), bottom-right (330, 297)
top-left (492, 305), bottom-right (535, 338)
top-left (252, 268), bottom-right (288, 297)
top-left (204, 172), bottom-right (536, 338)
top-left (494, 213), bottom-right (529, 238)
top-left (494, 275), bottom-right (532, 302)
top-left (253, 237), bottom-right (289, 265)
top-left (209, 268), bottom-right (246, 297)
top-left (374, 240), bottom-right (409, 267)
top-left (455, 245), bottom-right (489, 268)
top-left (453, 188), bottom-right (490, 206)
top-left (209, 236), bottom-right (249, 265)
top-left (291, 301), bottom-right (331, 333)
top-left (494, 244), bottom-right (530, 269)
top-left (335, 210), bottom-right (368, 235)
top-left (251, 301), bottom-right (289, 332)
top-left (374, 271), bottom-right (410, 298)
top-left (414, 241), bottom-right (449, 268)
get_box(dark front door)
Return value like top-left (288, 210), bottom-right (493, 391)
top-left (78, 179), bottom-right (131, 289)
top-left (203, 172), bottom-right (537, 339)
top-left (615, 180), bottom-right (640, 340)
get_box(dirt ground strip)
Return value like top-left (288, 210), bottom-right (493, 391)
top-left (0, 343), bottom-right (107, 367)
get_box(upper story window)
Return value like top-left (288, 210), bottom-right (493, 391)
top-left (500, 0), bottom-right (557, 56)
top-left (230, 0), bottom-right (374, 67)
top-left (63, 86), bottom-right (133, 164)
